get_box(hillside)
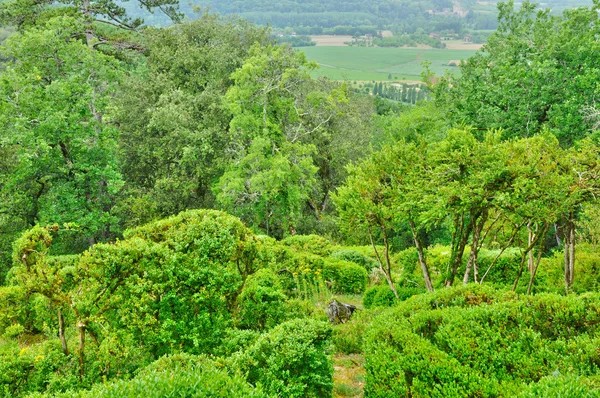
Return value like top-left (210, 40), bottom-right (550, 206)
top-left (121, 0), bottom-right (595, 31)
top-left (121, 0), bottom-right (496, 32)
top-left (3, 1), bottom-right (600, 397)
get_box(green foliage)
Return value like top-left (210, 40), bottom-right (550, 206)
top-left (536, 243), bottom-right (600, 294)
top-left (332, 310), bottom-right (381, 355)
top-left (79, 210), bottom-right (263, 356)
top-left (330, 249), bottom-right (378, 271)
top-left (0, 339), bottom-right (79, 397)
top-left (281, 235), bottom-right (333, 257)
top-left (237, 268), bottom-right (288, 331)
top-left (215, 43), bottom-right (358, 237)
top-left (432, 1), bottom-right (600, 145)
top-left (0, 16), bottom-right (125, 269)
top-left (216, 137), bottom-right (318, 238)
top-left (518, 376), bottom-right (600, 398)
top-left (46, 354), bottom-right (264, 398)
top-left (115, 13), bottom-right (271, 226)
top-left (236, 318), bottom-right (333, 398)
top-left (0, 209), bottom-right (279, 396)
top-left (213, 328), bottom-right (262, 357)
top-left (364, 287), bottom-right (600, 397)
top-left (477, 247), bottom-right (522, 286)
top-left (363, 285), bottom-right (424, 309)
top-left (263, 237), bottom-right (368, 296)
top-left (322, 258), bottom-right (368, 294)
top-left (363, 285), bottom-right (397, 309)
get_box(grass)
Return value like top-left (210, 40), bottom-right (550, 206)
top-left (333, 354), bottom-right (365, 398)
top-left (299, 46), bottom-right (478, 81)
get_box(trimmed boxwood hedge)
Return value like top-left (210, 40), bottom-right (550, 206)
top-left (364, 285), bottom-right (600, 397)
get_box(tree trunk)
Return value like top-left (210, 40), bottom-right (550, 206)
top-left (463, 208), bottom-right (488, 284)
top-left (563, 218), bottom-right (576, 292)
top-left (480, 221), bottom-right (525, 284)
top-left (527, 222), bottom-right (535, 274)
top-left (445, 212), bottom-right (476, 287)
top-left (368, 226), bottom-right (399, 300)
top-left (409, 220), bottom-right (433, 291)
top-left (513, 223), bottom-right (547, 291)
top-left (83, 0), bottom-right (95, 47)
top-left (78, 321), bottom-right (86, 378)
top-left (526, 227), bottom-right (548, 295)
top-left (58, 309), bottom-right (69, 356)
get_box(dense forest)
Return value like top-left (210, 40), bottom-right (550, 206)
top-left (1, 0), bottom-right (600, 397)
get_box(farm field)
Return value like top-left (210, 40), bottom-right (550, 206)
top-left (310, 35), bottom-right (353, 46)
top-left (300, 46), bottom-right (478, 81)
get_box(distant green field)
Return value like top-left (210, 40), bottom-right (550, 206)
top-left (299, 46), bottom-right (478, 82)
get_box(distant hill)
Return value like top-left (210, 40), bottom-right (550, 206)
top-left (121, 0), bottom-right (594, 32)
top-left (121, 0), bottom-right (494, 33)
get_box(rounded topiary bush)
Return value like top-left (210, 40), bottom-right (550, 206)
top-left (281, 234), bottom-right (333, 257)
top-left (363, 285), bottom-right (397, 309)
top-left (364, 287), bottom-right (600, 397)
top-left (237, 318), bottom-right (334, 398)
top-left (330, 249), bottom-right (378, 271)
top-left (518, 375), bottom-right (600, 398)
top-left (236, 268), bottom-right (288, 330)
top-left (322, 258), bottom-right (368, 294)
top-left (48, 354), bottom-right (264, 398)
top-left (363, 285), bottom-right (424, 309)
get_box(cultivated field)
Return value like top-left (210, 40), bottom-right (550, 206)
top-left (310, 35), bottom-right (353, 46)
top-left (444, 39), bottom-right (484, 50)
top-left (300, 46), bottom-right (478, 81)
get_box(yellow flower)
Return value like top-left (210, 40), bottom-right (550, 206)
top-left (19, 347), bottom-right (27, 356)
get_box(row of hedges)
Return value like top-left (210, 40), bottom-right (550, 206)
top-left (260, 236), bottom-right (369, 295)
top-left (5, 318), bottom-right (334, 398)
top-left (0, 213), bottom-right (340, 397)
top-left (364, 285), bottom-right (600, 397)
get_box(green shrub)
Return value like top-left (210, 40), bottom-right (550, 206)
top-left (477, 247), bottom-right (521, 286)
top-left (46, 354), bottom-right (264, 398)
top-left (322, 258), bottom-right (368, 294)
top-left (79, 210), bottom-right (266, 356)
top-left (363, 285), bottom-right (424, 309)
top-left (332, 310), bottom-right (382, 355)
top-left (536, 243), bottom-right (600, 294)
top-left (364, 287), bottom-right (600, 397)
top-left (0, 286), bottom-right (26, 336)
top-left (236, 268), bottom-right (288, 330)
top-left (281, 235), bottom-right (333, 257)
top-left (392, 247), bottom-right (418, 275)
top-left (237, 318), bottom-right (333, 398)
top-left (518, 375), bottom-right (600, 398)
top-left (0, 338), bottom-right (80, 397)
top-left (330, 249), bottom-right (378, 271)
top-left (363, 285), bottom-right (397, 309)
top-left (214, 328), bottom-right (262, 357)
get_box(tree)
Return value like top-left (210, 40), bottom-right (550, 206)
top-left (114, 14), bottom-right (270, 226)
top-left (0, 0), bottom-right (180, 33)
top-left (0, 16), bottom-right (124, 263)
top-left (333, 156), bottom-right (400, 298)
top-left (431, 0), bottom-right (600, 145)
top-left (216, 138), bottom-right (317, 237)
top-left (10, 225), bottom-right (77, 355)
top-left (216, 44), bottom-right (352, 237)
